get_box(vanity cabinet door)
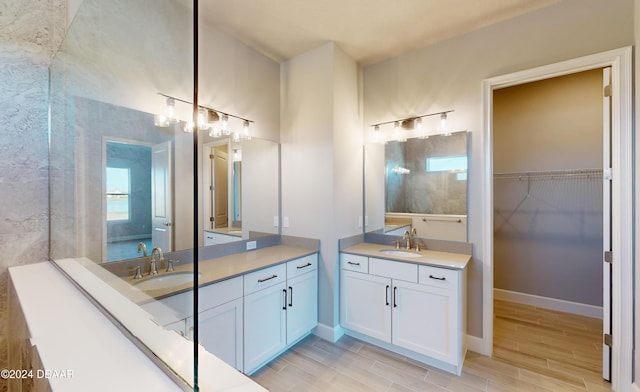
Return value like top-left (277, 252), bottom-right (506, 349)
top-left (243, 282), bottom-right (287, 374)
top-left (392, 279), bottom-right (457, 364)
top-left (195, 297), bottom-right (244, 372)
top-left (340, 270), bottom-right (392, 343)
top-left (286, 268), bottom-right (318, 344)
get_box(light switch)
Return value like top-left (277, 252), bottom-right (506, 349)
top-left (283, 216), bottom-right (290, 228)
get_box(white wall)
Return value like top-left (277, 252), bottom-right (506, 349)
top-left (281, 42), bottom-right (363, 331)
top-left (198, 22), bottom-right (280, 142)
top-left (363, 0), bottom-right (634, 338)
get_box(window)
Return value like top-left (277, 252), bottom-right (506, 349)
top-left (106, 167), bottom-right (131, 221)
top-left (426, 155), bottom-right (468, 180)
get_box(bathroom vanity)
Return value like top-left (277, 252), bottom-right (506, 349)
top-left (136, 246), bottom-right (318, 375)
top-left (339, 242), bottom-right (470, 375)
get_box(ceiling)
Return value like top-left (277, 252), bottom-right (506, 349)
top-left (196, 0), bottom-right (559, 66)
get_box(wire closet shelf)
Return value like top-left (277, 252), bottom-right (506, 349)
top-left (493, 168), bottom-right (603, 181)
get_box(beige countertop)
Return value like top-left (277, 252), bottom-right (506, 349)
top-left (127, 245), bottom-right (318, 300)
top-left (341, 242), bottom-right (470, 270)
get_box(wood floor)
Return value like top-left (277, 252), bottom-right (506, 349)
top-left (250, 299), bottom-right (612, 391)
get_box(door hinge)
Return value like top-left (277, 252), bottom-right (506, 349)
top-left (604, 85), bottom-right (612, 97)
top-left (209, 185), bottom-right (213, 191)
top-left (604, 251), bottom-right (612, 263)
top-left (209, 154), bottom-right (214, 159)
top-left (604, 333), bottom-right (612, 347)
top-left (209, 217), bottom-right (214, 222)
top-left (603, 168), bottom-right (612, 181)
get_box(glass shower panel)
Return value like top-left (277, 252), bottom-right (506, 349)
top-left (49, 0), bottom-right (196, 389)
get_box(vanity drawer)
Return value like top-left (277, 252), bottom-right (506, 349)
top-left (244, 263), bottom-right (286, 295)
top-left (340, 253), bottom-right (369, 273)
top-left (369, 258), bottom-right (417, 283)
top-left (199, 276), bottom-right (243, 312)
top-left (418, 265), bottom-right (459, 290)
top-left (287, 254), bottom-right (318, 279)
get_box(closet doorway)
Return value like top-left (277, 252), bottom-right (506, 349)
top-left (492, 68), bottom-right (610, 388)
top-left (481, 47), bottom-right (633, 392)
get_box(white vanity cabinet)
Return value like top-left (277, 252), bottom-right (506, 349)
top-left (244, 254), bottom-right (318, 375)
top-left (141, 252), bottom-right (318, 376)
top-left (204, 230), bottom-right (242, 246)
top-left (340, 253), bottom-right (466, 375)
top-left (141, 276), bottom-right (245, 372)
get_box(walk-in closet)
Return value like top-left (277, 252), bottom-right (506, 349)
top-left (492, 68), bottom-right (611, 390)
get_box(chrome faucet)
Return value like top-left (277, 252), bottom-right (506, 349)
top-left (149, 247), bottom-right (164, 276)
top-left (403, 230), bottom-right (412, 250)
top-left (137, 242), bottom-right (148, 258)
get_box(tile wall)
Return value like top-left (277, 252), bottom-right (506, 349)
top-left (0, 0), bottom-right (65, 388)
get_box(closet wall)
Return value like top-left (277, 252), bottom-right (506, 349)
top-left (493, 69), bottom-right (604, 307)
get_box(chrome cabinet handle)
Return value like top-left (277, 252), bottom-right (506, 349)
top-left (347, 261), bottom-right (360, 266)
top-left (429, 275), bottom-right (446, 281)
top-left (296, 262), bottom-right (312, 269)
top-left (258, 274), bottom-right (278, 283)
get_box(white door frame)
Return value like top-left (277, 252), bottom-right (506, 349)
top-left (101, 137), bottom-right (154, 262)
top-left (480, 47), bottom-right (633, 391)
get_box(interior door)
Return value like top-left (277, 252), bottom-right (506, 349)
top-left (602, 67), bottom-right (612, 381)
top-left (152, 141), bottom-right (172, 251)
top-left (213, 145), bottom-right (229, 229)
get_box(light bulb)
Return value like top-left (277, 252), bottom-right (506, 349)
top-left (197, 107), bottom-right (210, 130)
top-left (373, 125), bottom-right (382, 142)
top-left (154, 114), bottom-right (169, 127)
top-left (182, 120), bottom-right (194, 133)
top-left (440, 113), bottom-right (449, 135)
top-left (166, 98), bottom-right (176, 122)
top-left (221, 114), bottom-right (229, 135)
top-left (243, 120), bottom-right (251, 139)
top-left (393, 121), bottom-right (400, 139)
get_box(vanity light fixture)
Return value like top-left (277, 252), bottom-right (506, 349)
top-left (155, 93), bottom-right (254, 140)
top-left (370, 109), bottom-right (454, 142)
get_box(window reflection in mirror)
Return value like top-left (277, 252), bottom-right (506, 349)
top-left (365, 131), bottom-right (468, 241)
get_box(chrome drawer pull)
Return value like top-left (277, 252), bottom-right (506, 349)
top-left (429, 274), bottom-right (446, 281)
top-left (296, 262), bottom-right (312, 269)
top-left (347, 261), bottom-right (360, 266)
top-left (258, 274), bottom-right (278, 283)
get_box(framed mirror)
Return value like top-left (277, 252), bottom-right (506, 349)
top-left (365, 131), bottom-right (468, 241)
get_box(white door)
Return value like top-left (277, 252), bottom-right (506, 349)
top-left (152, 141), bottom-right (172, 251)
top-left (392, 279), bottom-right (456, 364)
top-left (196, 298), bottom-right (244, 372)
top-left (340, 270), bottom-right (391, 343)
top-left (243, 282), bottom-right (287, 374)
top-left (602, 67), bottom-right (612, 381)
top-left (286, 269), bottom-right (318, 344)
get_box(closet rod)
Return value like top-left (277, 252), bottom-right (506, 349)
top-left (493, 168), bottom-right (602, 180)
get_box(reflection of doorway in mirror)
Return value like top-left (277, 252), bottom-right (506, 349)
top-left (213, 145), bottom-right (229, 228)
top-left (103, 140), bottom-right (154, 262)
top-left (151, 141), bottom-right (173, 253)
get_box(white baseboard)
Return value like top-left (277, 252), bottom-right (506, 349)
top-left (494, 288), bottom-right (603, 319)
top-left (465, 334), bottom-right (488, 356)
top-left (313, 323), bottom-right (344, 343)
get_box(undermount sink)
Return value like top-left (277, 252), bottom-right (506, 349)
top-left (134, 271), bottom-right (202, 290)
top-left (379, 249), bottom-right (423, 258)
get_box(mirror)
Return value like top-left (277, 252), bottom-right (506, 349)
top-left (200, 134), bottom-right (280, 246)
top-left (50, 96), bottom-right (279, 264)
top-left (365, 131), bottom-right (468, 241)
